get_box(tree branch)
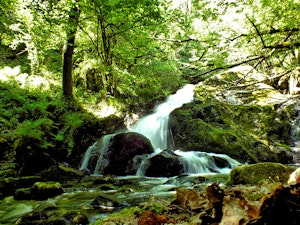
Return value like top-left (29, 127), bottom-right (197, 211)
top-left (265, 42), bottom-right (300, 49)
top-left (246, 15), bottom-right (266, 48)
top-left (190, 55), bottom-right (265, 80)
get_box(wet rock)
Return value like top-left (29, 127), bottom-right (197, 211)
top-left (16, 210), bottom-right (89, 225)
top-left (38, 164), bottom-right (84, 182)
top-left (64, 211), bottom-right (89, 225)
top-left (102, 132), bottom-right (154, 176)
top-left (169, 66), bottom-right (296, 164)
top-left (70, 114), bottom-right (126, 167)
top-left (92, 194), bottom-right (129, 211)
top-left (145, 149), bottom-right (184, 177)
top-left (0, 176), bottom-right (41, 198)
top-left (229, 162), bottom-right (296, 185)
top-left (30, 181), bottom-right (64, 200)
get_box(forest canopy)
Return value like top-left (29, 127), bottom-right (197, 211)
top-left (0, 0), bottom-right (299, 106)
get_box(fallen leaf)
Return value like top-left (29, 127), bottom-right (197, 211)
top-left (175, 188), bottom-right (205, 211)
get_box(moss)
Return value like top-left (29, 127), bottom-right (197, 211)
top-left (229, 162), bottom-right (296, 185)
top-left (32, 181), bottom-right (62, 190)
top-left (170, 82), bottom-right (288, 163)
top-left (92, 206), bottom-right (139, 225)
top-left (30, 181), bottom-right (64, 200)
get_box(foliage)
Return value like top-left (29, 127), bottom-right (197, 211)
top-left (0, 79), bottom-right (85, 162)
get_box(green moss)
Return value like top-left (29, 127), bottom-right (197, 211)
top-left (229, 162), bottom-right (296, 185)
top-left (92, 207), bottom-right (139, 225)
top-left (33, 181), bottom-right (62, 190)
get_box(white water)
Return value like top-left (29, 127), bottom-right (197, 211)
top-left (174, 150), bottom-right (240, 174)
top-left (129, 84), bottom-right (195, 151)
top-left (79, 133), bottom-right (116, 174)
top-left (79, 84), bottom-right (240, 176)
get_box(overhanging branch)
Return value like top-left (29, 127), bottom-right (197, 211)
top-left (190, 55), bottom-right (265, 79)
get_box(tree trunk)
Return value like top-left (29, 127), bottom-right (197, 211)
top-left (63, 35), bottom-right (76, 100)
top-left (62, 3), bottom-right (80, 101)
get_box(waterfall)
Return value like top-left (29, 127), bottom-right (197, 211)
top-left (174, 150), bottom-right (240, 174)
top-left (129, 84), bottom-right (195, 151)
top-left (79, 84), bottom-right (241, 176)
top-left (79, 134), bottom-right (116, 174)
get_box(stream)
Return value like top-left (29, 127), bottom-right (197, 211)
top-left (0, 84), bottom-right (241, 225)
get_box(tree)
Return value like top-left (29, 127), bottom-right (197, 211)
top-left (161, 0), bottom-right (300, 82)
top-left (62, 1), bottom-right (80, 101)
top-left (76, 0), bottom-right (166, 96)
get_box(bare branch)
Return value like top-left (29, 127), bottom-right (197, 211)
top-left (246, 15), bottom-right (266, 48)
top-left (190, 55), bottom-right (265, 80)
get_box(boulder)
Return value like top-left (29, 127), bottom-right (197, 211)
top-left (229, 162), bottom-right (296, 185)
top-left (102, 132), bottom-right (154, 176)
top-left (38, 164), bottom-right (84, 182)
top-left (145, 149), bottom-right (184, 177)
top-left (15, 210), bottom-right (89, 225)
top-left (169, 66), bottom-right (295, 164)
top-left (30, 181), bottom-right (64, 200)
top-left (91, 194), bottom-right (129, 211)
top-left (69, 114), bottom-right (126, 167)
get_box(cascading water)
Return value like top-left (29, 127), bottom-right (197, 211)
top-left (174, 150), bottom-right (240, 174)
top-left (79, 134), bottom-right (117, 174)
top-left (129, 84), bottom-right (195, 151)
top-left (79, 84), bottom-right (240, 176)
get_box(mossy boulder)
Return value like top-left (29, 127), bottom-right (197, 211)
top-left (0, 176), bottom-right (41, 198)
top-left (169, 99), bottom-right (292, 163)
top-left (169, 66), bottom-right (295, 164)
top-left (229, 162), bottom-right (296, 185)
top-left (38, 164), bottom-right (84, 182)
top-left (30, 181), bottom-right (64, 200)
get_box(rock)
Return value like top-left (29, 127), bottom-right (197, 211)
top-left (14, 188), bottom-right (32, 200)
top-left (38, 164), bottom-right (84, 182)
top-left (145, 149), bottom-right (184, 177)
top-left (91, 194), bottom-right (129, 211)
top-left (288, 167), bottom-right (300, 184)
top-left (169, 66), bottom-right (296, 164)
top-left (16, 210), bottom-right (89, 225)
top-left (0, 176), bottom-right (41, 198)
top-left (15, 143), bottom-right (56, 176)
top-left (102, 132), bottom-right (154, 176)
top-left (30, 181), bottom-right (64, 200)
top-left (229, 162), bottom-right (296, 185)
top-left (64, 211), bottom-right (89, 225)
top-left (70, 114), bottom-right (126, 167)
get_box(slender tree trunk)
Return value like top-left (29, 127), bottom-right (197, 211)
top-left (63, 35), bottom-right (76, 100)
top-left (62, 3), bottom-right (80, 101)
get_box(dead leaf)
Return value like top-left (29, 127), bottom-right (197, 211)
top-left (220, 196), bottom-right (249, 225)
top-left (206, 183), bottom-right (224, 205)
top-left (175, 188), bottom-right (205, 211)
top-left (138, 210), bottom-right (168, 225)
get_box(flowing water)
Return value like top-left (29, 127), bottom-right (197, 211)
top-left (129, 84), bottom-right (195, 151)
top-left (79, 84), bottom-right (240, 176)
top-left (1, 84), bottom-right (241, 225)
